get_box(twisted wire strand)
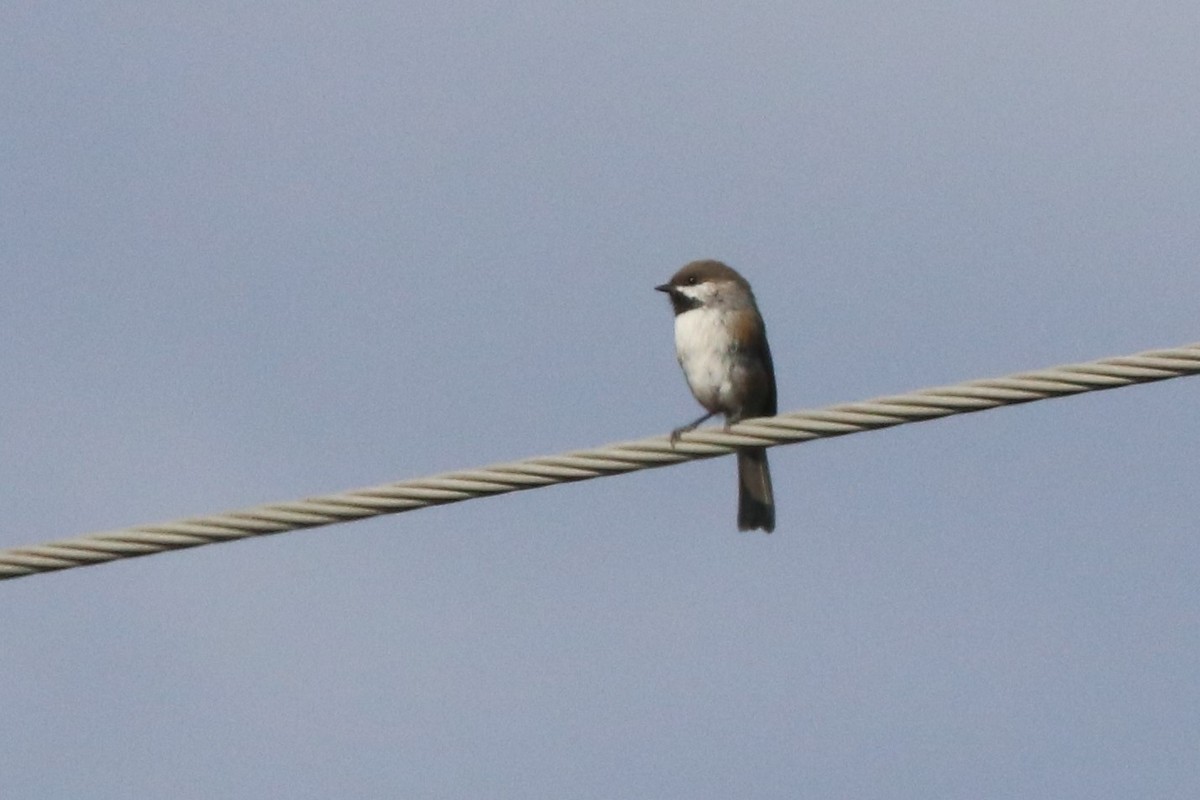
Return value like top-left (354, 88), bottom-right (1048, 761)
top-left (3, 342), bottom-right (1198, 581)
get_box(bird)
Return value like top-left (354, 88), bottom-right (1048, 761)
top-left (655, 259), bottom-right (777, 533)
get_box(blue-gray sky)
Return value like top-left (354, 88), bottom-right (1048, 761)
top-left (3, 3), bottom-right (1199, 797)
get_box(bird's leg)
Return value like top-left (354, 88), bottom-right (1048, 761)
top-left (670, 410), bottom-right (718, 444)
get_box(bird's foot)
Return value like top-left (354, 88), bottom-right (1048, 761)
top-left (669, 425), bottom-right (694, 446)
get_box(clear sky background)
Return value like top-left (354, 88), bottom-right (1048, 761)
top-left (3, 3), bottom-right (1199, 797)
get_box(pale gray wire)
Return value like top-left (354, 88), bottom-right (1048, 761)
top-left (2, 342), bottom-right (1198, 581)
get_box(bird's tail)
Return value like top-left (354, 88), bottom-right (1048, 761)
top-left (736, 447), bottom-right (775, 533)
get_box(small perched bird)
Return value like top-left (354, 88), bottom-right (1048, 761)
top-left (656, 260), bottom-right (777, 532)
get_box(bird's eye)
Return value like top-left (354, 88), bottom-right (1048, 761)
top-left (685, 276), bottom-right (698, 285)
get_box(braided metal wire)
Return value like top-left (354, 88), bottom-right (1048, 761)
top-left (3, 342), bottom-right (1198, 581)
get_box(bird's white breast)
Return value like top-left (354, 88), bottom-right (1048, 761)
top-left (674, 306), bottom-right (736, 412)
